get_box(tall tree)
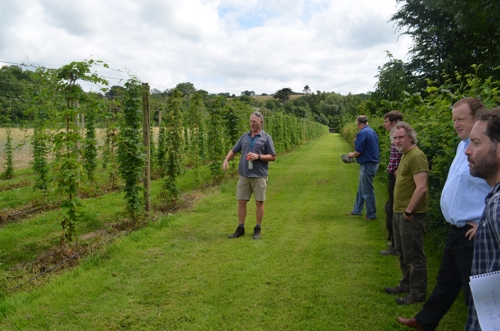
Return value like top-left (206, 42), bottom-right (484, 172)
top-left (273, 88), bottom-right (294, 105)
top-left (303, 85), bottom-right (311, 95)
top-left (391, 0), bottom-right (500, 87)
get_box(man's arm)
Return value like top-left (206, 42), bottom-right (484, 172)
top-left (348, 151), bottom-right (361, 158)
top-left (404, 171), bottom-right (428, 220)
top-left (223, 150), bottom-right (236, 172)
top-left (245, 152), bottom-right (276, 162)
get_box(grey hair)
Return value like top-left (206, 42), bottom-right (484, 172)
top-left (391, 121), bottom-right (418, 144)
top-left (250, 111), bottom-right (264, 122)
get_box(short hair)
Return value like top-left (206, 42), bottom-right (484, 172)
top-left (251, 111), bottom-right (264, 122)
top-left (356, 115), bottom-right (368, 125)
top-left (391, 121), bottom-right (418, 144)
top-left (384, 110), bottom-right (403, 123)
top-left (453, 97), bottom-right (486, 119)
top-left (478, 107), bottom-right (500, 144)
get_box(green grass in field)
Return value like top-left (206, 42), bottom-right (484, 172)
top-left (0, 134), bottom-right (468, 331)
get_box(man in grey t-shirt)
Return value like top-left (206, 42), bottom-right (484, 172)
top-left (223, 111), bottom-right (277, 239)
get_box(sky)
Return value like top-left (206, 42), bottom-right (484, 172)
top-left (0, 0), bottom-right (412, 96)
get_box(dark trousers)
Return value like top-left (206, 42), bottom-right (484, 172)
top-left (415, 224), bottom-right (474, 331)
top-left (393, 212), bottom-right (427, 300)
top-left (385, 173), bottom-right (396, 243)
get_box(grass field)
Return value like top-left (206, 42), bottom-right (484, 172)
top-left (251, 94), bottom-right (305, 102)
top-left (0, 134), bottom-right (467, 330)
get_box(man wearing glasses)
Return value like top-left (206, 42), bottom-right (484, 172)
top-left (223, 111), bottom-right (277, 239)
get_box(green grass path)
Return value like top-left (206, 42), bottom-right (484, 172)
top-left (0, 134), bottom-right (467, 330)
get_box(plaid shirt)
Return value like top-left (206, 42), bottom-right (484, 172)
top-left (386, 143), bottom-right (402, 174)
top-left (465, 182), bottom-right (500, 331)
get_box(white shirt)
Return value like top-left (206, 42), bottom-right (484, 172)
top-left (440, 139), bottom-right (491, 227)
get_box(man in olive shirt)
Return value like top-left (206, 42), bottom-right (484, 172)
top-left (385, 122), bottom-right (429, 306)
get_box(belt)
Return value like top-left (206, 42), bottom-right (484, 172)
top-left (450, 224), bottom-right (472, 231)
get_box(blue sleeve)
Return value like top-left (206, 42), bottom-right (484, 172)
top-left (354, 130), bottom-right (367, 154)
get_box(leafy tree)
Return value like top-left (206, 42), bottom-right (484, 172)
top-left (0, 65), bottom-right (32, 124)
top-left (105, 85), bottom-right (126, 100)
top-left (273, 88), bottom-right (294, 105)
top-left (175, 82), bottom-right (196, 96)
top-left (374, 52), bottom-right (413, 101)
top-left (391, 0), bottom-right (500, 87)
top-left (303, 85), bottom-right (311, 95)
top-left (241, 90), bottom-right (255, 96)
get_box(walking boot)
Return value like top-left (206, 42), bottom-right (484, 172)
top-left (228, 225), bottom-right (244, 239)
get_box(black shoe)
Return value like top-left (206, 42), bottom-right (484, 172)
top-left (228, 226), bottom-right (244, 239)
top-left (379, 247), bottom-right (397, 256)
top-left (385, 285), bottom-right (409, 294)
top-left (395, 295), bottom-right (425, 305)
top-left (253, 226), bottom-right (261, 239)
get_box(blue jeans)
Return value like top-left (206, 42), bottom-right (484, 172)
top-left (352, 162), bottom-right (379, 218)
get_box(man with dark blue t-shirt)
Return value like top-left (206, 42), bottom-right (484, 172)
top-left (348, 115), bottom-right (380, 220)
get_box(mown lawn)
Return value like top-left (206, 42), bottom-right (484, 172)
top-left (0, 134), bottom-right (467, 330)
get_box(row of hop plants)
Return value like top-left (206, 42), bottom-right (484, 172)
top-left (341, 65), bottom-right (500, 246)
top-left (2, 59), bottom-right (329, 244)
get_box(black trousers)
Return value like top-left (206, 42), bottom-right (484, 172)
top-left (415, 224), bottom-right (474, 331)
top-left (385, 173), bottom-right (396, 242)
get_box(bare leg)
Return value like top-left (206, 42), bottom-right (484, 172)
top-left (256, 200), bottom-right (264, 225)
top-left (238, 200), bottom-right (248, 225)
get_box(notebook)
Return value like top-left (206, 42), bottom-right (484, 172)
top-left (470, 270), bottom-right (500, 330)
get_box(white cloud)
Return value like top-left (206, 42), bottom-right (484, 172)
top-left (0, 0), bottom-right (412, 95)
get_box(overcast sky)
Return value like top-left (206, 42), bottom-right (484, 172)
top-left (0, 0), bottom-right (412, 96)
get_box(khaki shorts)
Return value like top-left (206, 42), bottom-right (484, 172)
top-left (236, 176), bottom-right (268, 201)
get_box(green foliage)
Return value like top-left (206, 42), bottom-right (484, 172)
top-left (101, 99), bottom-right (120, 187)
top-left (51, 60), bottom-right (108, 243)
top-left (207, 99), bottom-right (225, 184)
top-left (273, 87), bottom-right (294, 105)
top-left (0, 65), bottom-right (33, 125)
top-left (391, 0), bottom-right (500, 88)
top-left (1, 128), bottom-right (14, 180)
top-left (27, 67), bottom-right (60, 192)
top-left (83, 98), bottom-right (99, 182)
top-left (187, 92), bottom-right (206, 182)
top-left (117, 78), bottom-right (145, 221)
top-left (158, 89), bottom-right (184, 205)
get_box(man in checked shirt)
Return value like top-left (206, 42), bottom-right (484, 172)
top-left (379, 110), bottom-right (404, 256)
top-left (464, 107), bottom-right (500, 331)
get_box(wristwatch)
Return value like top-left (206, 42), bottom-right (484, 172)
top-left (404, 211), bottom-right (413, 216)
top-left (258, 154), bottom-right (261, 160)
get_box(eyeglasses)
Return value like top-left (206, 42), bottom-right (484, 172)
top-left (252, 112), bottom-right (262, 118)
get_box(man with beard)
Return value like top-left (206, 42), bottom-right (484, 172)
top-left (397, 98), bottom-right (490, 330)
top-left (385, 122), bottom-right (429, 305)
top-left (464, 107), bottom-right (500, 331)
